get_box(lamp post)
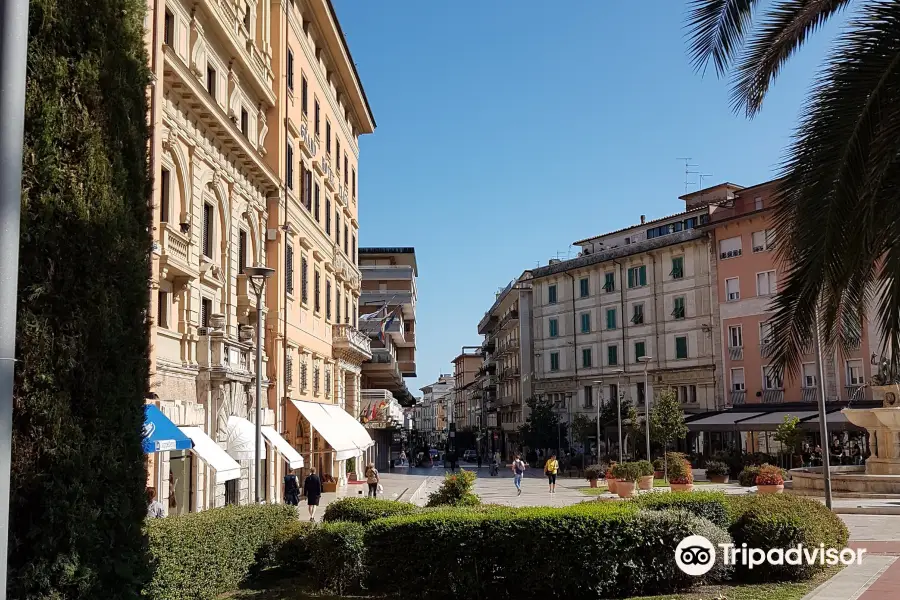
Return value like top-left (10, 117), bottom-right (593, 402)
top-left (638, 356), bottom-right (653, 461)
top-left (245, 266), bottom-right (274, 504)
top-left (593, 380), bottom-right (603, 462)
top-left (610, 369), bottom-right (625, 462)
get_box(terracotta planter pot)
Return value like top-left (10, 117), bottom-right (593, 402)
top-left (670, 483), bottom-right (694, 492)
top-left (757, 484), bottom-right (784, 494)
top-left (607, 478), bottom-right (618, 494)
top-left (589, 479), bottom-right (598, 488)
top-left (322, 482), bottom-right (338, 493)
top-left (638, 475), bottom-right (654, 490)
top-left (654, 470), bottom-right (664, 479)
top-left (708, 475), bottom-right (729, 484)
top-left (616, 481), bottom-right (636, 498)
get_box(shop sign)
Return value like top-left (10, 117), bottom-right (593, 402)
top-left (155, 440), bottom-right (178, 452)
top-left (299, 122), bottom-right (318, 156)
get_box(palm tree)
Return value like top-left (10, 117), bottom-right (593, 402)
top-left (686, 0), bottom-right (900, 379)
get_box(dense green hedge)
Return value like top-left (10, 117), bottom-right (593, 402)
top-left (631, 490), bottom-right (730, 528)
top-left (308, 522), bottom-right (366, 595)
top-left (251, 519), bottom-right (312, 578)
top-left (10, 0), bottom-right (154, 597)
top-left (323, 497), bottom-right (419, 524)
top-left (145, 504), bottom-right (298, 599)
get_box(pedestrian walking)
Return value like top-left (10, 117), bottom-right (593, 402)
top-left (545, 453), bottom-right (559, 494)
top-left (303, 467), bottom-right (322, 522)
top-left (490, 451), bottom-right (500, 476)
top-left (284, 470), bottom-right (301, 506)
top-left (146, 487), bottom-right (165, 519)
top-left (477, 453), bottom-right (483, 469)
top-left (365, 463), bottom-right (380, 498)
top-left (511, 454), bottom-right (526, 496)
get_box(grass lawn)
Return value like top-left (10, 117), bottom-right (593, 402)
top-left (229, 568), bottom-right (840, 600)
top-left (577, 480), bottom-right (714, 495)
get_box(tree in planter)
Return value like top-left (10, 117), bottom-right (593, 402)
top-left (598, 394), bottom-right (632, 460)
top-left (519, 396), bottom-right (567, 456)
top-left (774, 415), bottom-right (807, 469)
top-left (570, 412), bottom-right (595, 468)
top-left (625, 405), bottom-right (646, 459)
top-left (10, 0), bottom-right (153, 596)
top-left (650, 388), bottom-right (689, 481)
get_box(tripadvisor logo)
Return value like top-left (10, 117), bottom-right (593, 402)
top-left (675, 535), bottom-right (866, 576)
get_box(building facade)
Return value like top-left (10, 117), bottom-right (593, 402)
top-left (417, 375), bottom-right (454, 446)
top-left (452, 351), bottom-right (484, 445)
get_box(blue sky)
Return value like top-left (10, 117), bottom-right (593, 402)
top-left (333, 0), bottom-right (847, 394)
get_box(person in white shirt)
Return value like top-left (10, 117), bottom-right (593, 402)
top-left (146, 487), bottom-right (165, 519)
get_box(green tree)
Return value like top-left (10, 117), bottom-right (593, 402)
top-left (687, 1), bottom-right (900, 377)
top-left (10, 0), bottom-right (153, 596)
top-left (774, 415), bottom-right (807, 468)
top-left (625, 404), bottom-right (646, 459)
top-left (650, 388), bottom-right (689, 475)
top-left (519, 396), bottom-right (567, 454)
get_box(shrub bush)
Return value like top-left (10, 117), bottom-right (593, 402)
top-left (145, 504), bottom-right (297, 599)
top-left (739, 465), bottom-right (761, 487)
top-left (635, 460), bottom-right (654, 477)
top-left (425, 470), bottom-right (481, 507)
top-left (631, 490), bottom-right (730, 528)
top-left (612, 461), bottom-right (643, 482)
top-left (307, 522), bottom-right (366, 595)
top-left (667, 452), bottom-right (693, 484)
top-left (584, 463), bottom-right (606, 480)
top-left (250, 520), bottom-right (312, 578)
top-left (704, 460), bottom-right (729, 478)
top-left (725, 494), bottom-right (849, 581)
top-left (323, 497), bottom-right (419, 524)
top-left (755, 463), bottom-right (787, 485)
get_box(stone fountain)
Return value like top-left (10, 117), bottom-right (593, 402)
top-left (791, 385), bottom-right (900, 496)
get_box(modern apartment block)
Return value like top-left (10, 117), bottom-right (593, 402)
top-left (358, 247), bottom-right (418, 404)
top-left (529, 205), bottom-right (721, 455)
top-left (146, 0), bottom-right (375, 512)
top-left (476, 273), bottom-right (535, 458)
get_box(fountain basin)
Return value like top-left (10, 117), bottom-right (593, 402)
top-left (791, 466), bottom-right (900, 496)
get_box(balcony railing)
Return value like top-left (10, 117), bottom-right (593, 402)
top-left (499, 309), bottom-right (519, 329)
top-left (730, 390), bottom-right (746, 406)
top-left (501, 366), bottom-right (520, 380)
top-left (762, 389), bottom-right (785, 403)
top-left (846, 384), bottom-right (866, 401)
top-left (332, 324), bottom-right (373, 362)
top-left (801, 387), bottom-right (817, 403)
top-left (159, 224), bottom-right (192, 276)
top-left (728, 346), bottom-right (744, 361)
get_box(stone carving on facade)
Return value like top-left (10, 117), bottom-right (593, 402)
top-left (189, 13), bottom-right (207, 78)
top-left (227, 65), bottom-right (241, 122)
top-left (256, 106), bottom-right (268, 154)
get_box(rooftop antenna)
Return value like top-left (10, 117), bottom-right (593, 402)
top-left (698, 173), bottom-right (713, 190)
top-left (677, 157), bottom-right (699, 194)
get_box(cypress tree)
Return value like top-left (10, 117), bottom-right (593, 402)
top-left (10, 0), bottom-right (153, 596)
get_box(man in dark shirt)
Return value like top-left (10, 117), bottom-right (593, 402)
top-left (303, 467), bottom-right (322, 522)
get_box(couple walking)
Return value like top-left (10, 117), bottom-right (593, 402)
top-left (506, 453), bottom-right (558, 496)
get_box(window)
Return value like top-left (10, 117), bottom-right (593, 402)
top-left (756, 270), bottom-right (777, 296)
top-left (287, 49), bottom-right (295, 91)
top-left (802, 363), bottom-right (817, 388)
top-left (336, 140), bottom-right (341, 170)
top-left (336, 290), bottom-right (342, 323)
top-left (627, 265), bottom-right (647, 288)
top-left (549, 318), bottom-right (558, 338)
top-left (240, 107), bottom-right (249, 137)
top-left (582, 348), bottom-right (593, 368)
top-left (609, 383), bottom-right (619, 403)
top-left (335, 212), bottom-right (341, 246)
top-left (344, 154), bottom-right (349, 184)
top-left (159, 168), bottom-right (170, 222)
top-left (202, 202), bottom-right (213, 258)
top-left (206, 64), bottom-right (216, 98)
top-left (352, 168), bottom-right (356, 198)
top-left (725, 277), bottom-right (740, 301)
top-left (314, 99), bottom-right (320, 135)
top-left (847, 359), bottom-right (864, 385)
top-left (672, 296), bottom-right (685, 320)
top-left (302, 167), bottom-right (312, 211)
top-left (606, 308), bottom-right (616, 330)
top-left (763, 365), bottom-right (782, 389)
top-left (580, 312), bottom-right (591, 333)
top-left (164, 9), bottom-right (174, 46)
top-left (238, 230), bottom-right (247, 274)
top-left (243, 2), bottom-right (251, 31)
top-left (200, 297), bottom-right (212, 329)
top-left (326, 280), bottom-right (332, 321)
top-left (719, 236), bottom-right (742, 259)
top-left (343, 225), bottom-right (349, 254)
top-left (157, 291), bottom-right (169, 329)
top-left (314, 182), bottom-right (320, 221)
top-left (301, 75), bottom-right (308, 115)
top-left (326, 120), bottom-right (331, 155)
top-left (671, 256), bottom-right (684, 279)
top-left (286, 143), bottom-right (294, 190)
top-left (752, 230), bottom-right (774, 253)
top-left (607, 345), bottom-right (618, 366)
top-left (584, 385), bottom-right (593, 408)
top-left (637, 382), bottom-right (646, 404)
top-left (344, 296), bottom-right (349, 323)
top-left (731, 368), bottom-right (745, 391)
top-left (631, 303), bottom-right (644, 325)
top-left (301, 256), bottom-right (309, 303)
top-left (728, 325), bottom-right (743, 348)
top-left (675, 336), bottom-right (688, 359)
top-left (634, 341), bottom-right (646, 362)
top-left (548, 284), bottom-right (557, 304)
top-left (579, 277), bottom-right (589, 297)
top-left (285, 243), bottom-right (294, 294)
top-left (352, 235), bottom-right (356, 264)
top-left (604, 272), bottom-right (615, 292)
top-left (754, 197), bottom-right (763, 211)
top-left (550, 352), bottom-right (560, 372)
top-left (325, 198), bottom-right (331, 235)
top-left (225, 479), bottom-right (238, 505)
top-left (314, 270), bottom-right (321, 313)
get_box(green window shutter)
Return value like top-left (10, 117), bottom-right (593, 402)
top-left (580, 278), bottom-right (589, 297)
top-left (549, 319), bottom-right (558, 337)
top-left (671, 256), bottom-right (684, 278)
top-left (635, 342), bottom-right (645, 361)
top-left (627, 268), bottom-right (634, 288)
top-left (548, 285), bottom-right (557, 304)
top-left (608, 345), bottom-right (618, 366)
top-left (673, 297), bottom-right (685, 319)
top-left (639, 265), bottom-right (647, 286)
top-left (582, 348), bottom-right (592, 368)
top-left (551, 353), bottom-right (560, 371)
top-left (581, 313), bottom-right (590, 333)
top-left (604, 273), bottom-right (615, 292)
top-left (676, 336), bottom-right (688, 359)
top-left (606, 308), bottom-right (616, 330)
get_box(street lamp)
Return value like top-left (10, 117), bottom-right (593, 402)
top-left (593, 380), bottom-right (603, 462)
top-left (245, 265), bottom-right (275, 504)
top-left (638, 356), bottom-right (653, 461)
top-left (606, 369), bottom-right (626, 462)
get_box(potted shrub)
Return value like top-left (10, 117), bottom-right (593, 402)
top-left (612, 462), bottom-right (640, 498)
top-left (755, 463), bottom-right (786, 494)
top-left (606, 463), bottom-right (618, 494)
top-left (584, 464), bottom-right (606, 488)
top-left (635, 459), bottom-right (655, 490)
top-left (704, 460), bottom-right (730, 484)
top-left (321, 474), bottom-right (338, 493)
top-left (738, 465), bottom-right (761, 487)
top-left (652, 457), bottom-right (665, 479)
top-left (667, 452), bottom-right (693, 492)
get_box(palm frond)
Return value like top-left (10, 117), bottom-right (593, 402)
top-left (731, 0), bottom-right (853, 117)
top-left (687, 0), bottom-right (760, 76)
top-left (768, 0), bottom-right (900, 377)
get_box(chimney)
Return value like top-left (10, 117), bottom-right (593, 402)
top-left (640, 215), bottom-right (646, 224)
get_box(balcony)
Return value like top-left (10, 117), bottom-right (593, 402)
top-left (730, 390), bottom-right (746, 406)
top-left (501, 366), bottom-right (520, 381)
top-left (728, 346), bottom-right (744, 361)
top-left (802, 387), bottom-right (817, 403)
top-left (360, 264), bottom-right (415, 282)
top-left (762, 389), bottom-right (785, 404)
top-left (332, 324), bottom-right (372, 364)
top-left (236, 273), bottom-right (258, 316)
top-left (360, 290), bottom-right (415, 312)
top-left (159, 224), bottom-right (193, 278)
top-left (499, 309), bottom-right (519, 330)
top-left (482, 339), bottom-right (496, 354)
top-left (846, 384), bottom-right (866, 401)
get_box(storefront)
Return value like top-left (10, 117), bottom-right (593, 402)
top-left (290, 399), bottom-right (373, 485)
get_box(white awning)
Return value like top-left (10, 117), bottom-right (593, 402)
top-left (291, 400), bottom-right (360, 460)
top-left (261, 426), bottom-right (304, 469)
top-left (179, 426), bottom-right (241, 482)
top-left (225, 416), bottom-right (267, 461)
top-left (321, 402), bottom-right (374, 452)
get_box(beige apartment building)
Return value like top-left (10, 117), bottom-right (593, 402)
top-left (452, 351), bottom-right (484, 438)
top-left (530, 207), bottom-right (721, 456)
top-left (145, 0), bottom-right (374, 512)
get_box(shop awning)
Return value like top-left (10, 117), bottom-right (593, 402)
top-left (261, 426), bottom-right (304, 469)
top-left (734, 411), bottom-right (818, 431)
top-left (321, 402), bottom-right (375, 453)
top-left (143, 404), bottom-right (192, 453)
top-left (291, 400), bottom-right (360, 460)
top-left (800, 410), bottom-right (861, 429)
top-left (225, 416), bottom-right (268, 461)
top-left (179, 426), bottom-right (241, 482)
top-left (686, 412), bottom-right (763, 433)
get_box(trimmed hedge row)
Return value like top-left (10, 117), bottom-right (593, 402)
top-left (308, 522), bottom-right (366, 596)
top-left (323, 497), bottom-right (420, 524)
top-left (145, 504), bottom-right (297, 600)
top-left (631, 490), bottom-right (730, 528)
